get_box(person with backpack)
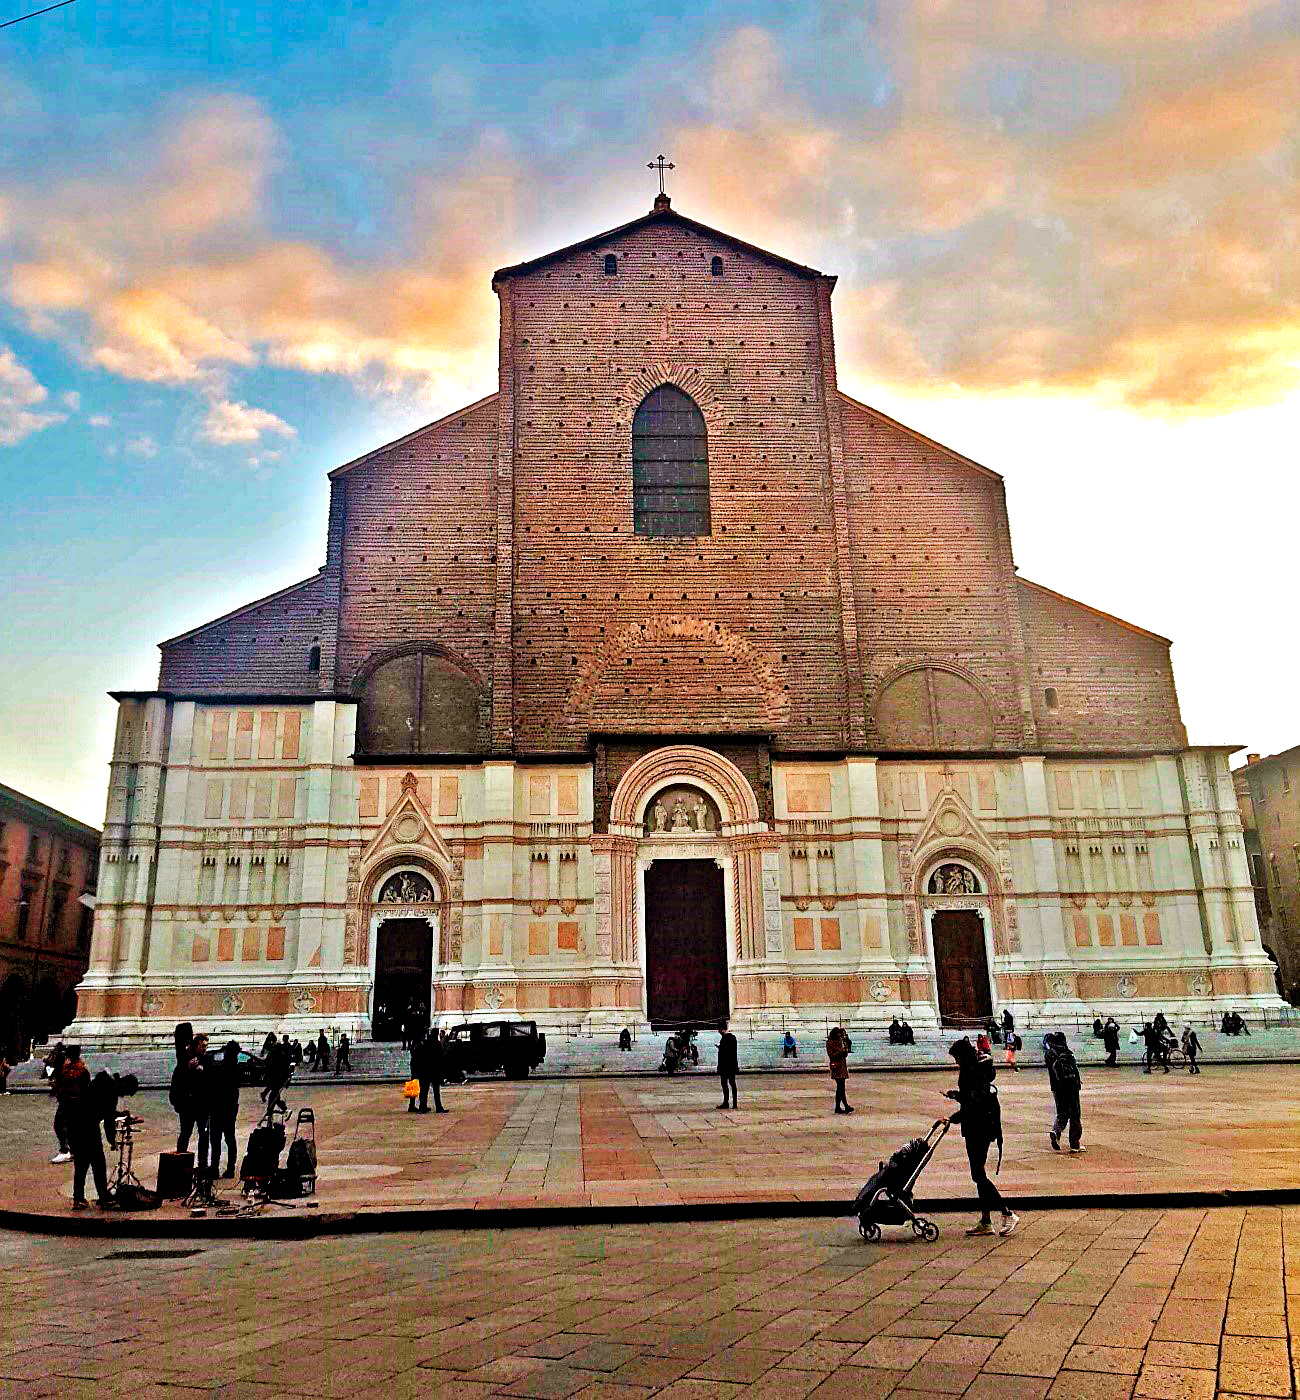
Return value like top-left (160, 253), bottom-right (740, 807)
top-left (945, 1036), bottom-right (1017, 1237)
top-left (1044, 1032), bottom-right (1084, 1153)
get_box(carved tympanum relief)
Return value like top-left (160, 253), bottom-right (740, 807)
top-left (378, 871), bottom-right (436, 905)
top-left (928, 863), bottom-right (981, 896)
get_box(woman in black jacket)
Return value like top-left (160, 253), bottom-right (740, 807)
top-left (945, 1038), bottom-right (1018, 1237)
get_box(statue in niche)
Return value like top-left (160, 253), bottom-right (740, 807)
top-left (651, 801), bottom-right (668, 832)
top-left (379, 871), bottom-right (434, 904)
top-left (930, 863), bottom-right (978, 896)
top-left (670, 800), bottom-right (691, 831)
top-left (692, 797), bottom-right (713, 832)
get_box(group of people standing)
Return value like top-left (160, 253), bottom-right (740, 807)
top-left (168, 1025), bottom-right (243, 1180)
top-left (43, 1041), bottom-right (140, 1210)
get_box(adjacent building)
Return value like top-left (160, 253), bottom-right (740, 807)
top-left (72, 193), bottom-right (1279, 1046)
top-left (1234, 750), bottom-right (1299, 1001)
top-left (0, 782), bottom-right (99, 1060)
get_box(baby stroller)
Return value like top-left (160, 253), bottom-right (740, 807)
top-left (851, 1119), bottom-right (950, 1243)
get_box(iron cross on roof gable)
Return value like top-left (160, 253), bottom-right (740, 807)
top-left (648, 153), bottom-right (675, 197)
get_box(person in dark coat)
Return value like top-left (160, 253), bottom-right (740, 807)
top-left (899, 1019), bottom-right (915, 1046)
top-left (209, 1041), bottom-right (241, 1178)
top-left (169, 1023), bottom-right (196, 1152)
top-left (618, 1027), bottom-right (632, 1051)
top-left (46, 1041), bottom-right (71, 1163)
top-left (888, 1017), bottom-right (902, 1045)
top-left (260, 1032), bottom-right (277, 1056)
top-left (335, 1033), bottom-right (352, 1074)
top-left (1140, 1022), bottom-right (1169, 1074)
top-left (945, 1037), bottom-right (1017, 1237)
top-left (314, 1030), bottom-right (330, 1072)
top-left (1044, 1032), bottom-right (1084, 1153)
top-left (717, 1026), bottom-right (738, 1108)
top-left (185, 1034), bottom-right (214, 1178)
top-left (410, 1031), bottom-right (447, 1113)
top-left (826, 1027), bottom-right (852, 1113)
top-left (1102, 1017), bottom-right (1121, 1067)
top-left (259, 1036), bottom-right (292, 1116)
top-left (303, 1036), bottom-right (317, 1070)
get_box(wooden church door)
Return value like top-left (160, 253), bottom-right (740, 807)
top-left (644, 859), bottom-right (729, 1026)
top-left (931, 910), bottom-right (993, 1026)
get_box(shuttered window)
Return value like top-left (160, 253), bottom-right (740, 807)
top-left (632, 385), bottom-right (710, 538)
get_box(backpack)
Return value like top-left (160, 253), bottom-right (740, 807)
top-left (1053, 1048), bottom-right (1081, 1092)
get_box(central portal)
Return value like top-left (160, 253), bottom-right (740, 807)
top-left (644, 859), bottom-right (728, 1026)
top-left (372, 917), bottom-right (433, 1041)
top-left (932, 909), bottom-right (993, 1026)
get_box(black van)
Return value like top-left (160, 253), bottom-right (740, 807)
top-left (442, 1021), bottom-right (547, 1080)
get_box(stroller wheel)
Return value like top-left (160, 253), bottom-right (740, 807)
top-left (921, 1220), bottom-right (940, 1243)
top-left (858, 1219), bottom-right (881, 1242)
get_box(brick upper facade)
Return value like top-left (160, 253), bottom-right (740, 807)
top-left (156, 200), bottom-right (1187, 757)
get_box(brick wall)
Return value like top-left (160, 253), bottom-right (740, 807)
top-left (1018, 580), bottom-right (1186, 750)
top-left (150, 206), bottom-right (1188, 758)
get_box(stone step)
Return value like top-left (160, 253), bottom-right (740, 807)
top-left (8, 1023), bottom-right (1299, 1092)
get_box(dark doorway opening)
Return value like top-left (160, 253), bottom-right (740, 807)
top-left (372, 917), bottom-right (433, 1041)
top-left (932, 910), bottom-right (993, 1026)
top-left (644, 859), bottom-right (728, 1026)
top-left (0, 975), bottom-right (28, 1062)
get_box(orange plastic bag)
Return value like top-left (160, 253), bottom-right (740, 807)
top-left (402, 1078), bottom-right (420, 1099)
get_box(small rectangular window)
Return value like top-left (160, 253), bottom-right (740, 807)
top-left (603, 253), bottom-right (617, 275)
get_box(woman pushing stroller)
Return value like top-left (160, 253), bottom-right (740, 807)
top-left (944, 1037), bottom-right (1018, 1238)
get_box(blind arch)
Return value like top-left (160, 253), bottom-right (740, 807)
top-left (632, 385), bottom-right (710, 538)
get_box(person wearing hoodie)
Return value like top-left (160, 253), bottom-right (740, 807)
top-left (1044, 1032), bottom-right (1084, 1153)
top-left (944, 1037), bottom-right (1017, 1237)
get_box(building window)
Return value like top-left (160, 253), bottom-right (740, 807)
top-left (632, 384), bottom-right (710, 538)
top-left (1044, 687), bottom-right (1058, 711)
top-left (307, 643), bottom-right (321, 673)
top-left (603, 253), bottom-right (617, 275)
top-left (78, 905), bottom-right (93, 952)
top-left (26, 834), bottom-right (42, 867)
top-left (1280, 908), bottom-right (1291, 933)
top-left (710, 256), bottom-right (724, 276)
top-left (16, 894), bottom-right (30, 941)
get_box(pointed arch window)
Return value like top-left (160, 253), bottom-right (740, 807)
top-left (632, 384), bottom-right (710, 537)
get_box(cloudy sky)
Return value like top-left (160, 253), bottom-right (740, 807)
top-left (2, 0), bottom-right (1297, 824)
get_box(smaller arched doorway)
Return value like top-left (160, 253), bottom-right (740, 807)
top-left (925, 862), bottom-right (994, 1026)
top-left (371, 870), bottom-right (439, 1041)
top-left (0, 975), bottom-right (28, 1061)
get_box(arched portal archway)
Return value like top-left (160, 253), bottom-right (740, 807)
top-left (918, 856), bottom-right (999, 1026)
top-left (367, 866), bottom-right (443, 1041)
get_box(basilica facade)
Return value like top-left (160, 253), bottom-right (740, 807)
top-left (73, 194), bottom-right (1276, 1044)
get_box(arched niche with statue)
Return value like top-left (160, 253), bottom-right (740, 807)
top-left (642, 784), bottom-right (722, 837)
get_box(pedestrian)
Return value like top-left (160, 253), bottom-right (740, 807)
top-left (314, 1029), bottom-right (330, 1073)
top-left (259, 1035), bottom-right (292, 1117)
top-left (409, 1031), bottom-right (446, 1114)
top-left (782, 1030), bottom-right (798, 1058)
top-left (169, 1023), bottom-right (197, 1153)
top-left (303, 1036), bottom-right (317, 1070)
top-left (1003, 1026), bottom-right (1020, 1072)
top-left (717, 1024), bottom-right (738, 1108)
top-left (57, 1045), bottom-right (113, 1211)
top-left (618, 1027), bottom-right (632, 1051)
top-left (944, 1037), bottom-right (1017, 1237)
top-left (1044, 1032), bottom-right (1084, 1153)
top-left (1001, 1007), bottom-right (1015, 1042)
top-left (0, 1054), bottom-right (10, 1093)
top-left (826, 1026), bottom-right (853, 1114)
top-left (426, 1029), bottom-right (447, 1113)
top-left (335, 1033), bottom-right (352, 1074)
top-left (185, 1034), bottom-right (214, 1178)
top-left (889, 1016), bottom-right (902, 1045)
top-left (84, 1069), bottom-right (140, 1202)
top-left (209, 1041), bottom-right (241, 1178)
top-left (290, 1038), bottom-right (304, 1067)
top-left (46, 1041), bottom-right (72, 1163)
top-left (1181, 1023), bottom-right (1202, 1074)
top-left (1152, 1010), bottom-right (1169, 1042)
top-left (899, 1018), bottom-right (915, 1045)
top-left (261, 1031), bottom-right (277, 1056)
top-left (1102, 1017), bottom-right (1120, 1067)
top-left (401, 1006), bottom-right (412, 1052)
top-left (1139, 1021), bottom-right (1168, 1074)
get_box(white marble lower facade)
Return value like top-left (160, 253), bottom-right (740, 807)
top-left (71, 696), bottom-right (1282, 1046)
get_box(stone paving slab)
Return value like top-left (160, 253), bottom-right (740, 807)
top-left (3, 1062), bottom-right (1300, 1235)
top-left (1, 1205), bottom-right (1297, 1398)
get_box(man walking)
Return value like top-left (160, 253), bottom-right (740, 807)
top-left (1140, 1021), bottom-right (1169, 1074)
top-left (410, 1030), bottom-right (447, 1113)
top-left (717, 1024), bottom-right (738, 1109)
top-left (46, 1041), bottom-right (72, 1164)
top-left (1102, 1017), bottom-right (1120, 1068)
top-left (335, 1033), bottom-right (352, 1075)
top-left (57, 1045), bottom-right (115, 1211)
top-left (1044, 1032), bottom-right (1084, 1153)
top-left (1182, 1023), bottom-right (1202, 1074)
